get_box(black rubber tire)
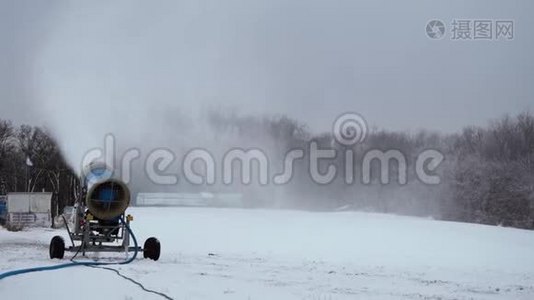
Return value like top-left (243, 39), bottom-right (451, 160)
top-left (49, 236), bottom-right (65, 259)
top-left (143, 237), bottom-right (161, 261)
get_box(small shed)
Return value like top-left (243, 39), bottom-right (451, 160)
top-left (4, 192), bottom-right (52, 227)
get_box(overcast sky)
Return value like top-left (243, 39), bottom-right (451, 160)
top-left (1, 0), bottom-right (533, 135)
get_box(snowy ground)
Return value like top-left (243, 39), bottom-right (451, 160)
top-left (1, 207), bottom-right (534, 300)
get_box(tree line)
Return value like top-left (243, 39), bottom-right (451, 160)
top-left (206, 111), bottom-right (534, 229)
top-left (1, 111), bottom-right (533, 229)
top-left (0, 120), bottom-right (78, 219)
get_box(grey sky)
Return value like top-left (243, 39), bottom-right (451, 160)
top-left (1, 0), bottom-right (533, 135)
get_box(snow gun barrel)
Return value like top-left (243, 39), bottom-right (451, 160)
top-left (86, 179), bottom-right (130, 220)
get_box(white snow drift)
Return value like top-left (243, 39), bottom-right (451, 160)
top-left (1, 207), bottom-right (533, 299)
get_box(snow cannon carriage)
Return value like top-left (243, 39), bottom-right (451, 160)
top-left (49, 164), bottom-right (160, 261)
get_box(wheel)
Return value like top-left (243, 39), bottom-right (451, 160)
top-left (49, 236), bottom-right (65, 259)
top-left (143, 237), bottom-right (160, 261)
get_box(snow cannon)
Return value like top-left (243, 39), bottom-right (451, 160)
top-left (86, 179), bottom-right (130, 220)
top-left (48, 165), bottom-right (161, 261)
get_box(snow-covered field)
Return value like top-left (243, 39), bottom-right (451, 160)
top-left (1, 207), bottom-right (534, 299)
